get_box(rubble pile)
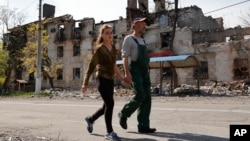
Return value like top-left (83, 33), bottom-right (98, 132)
top-left (150, 80), bottom-right (250, 96)
top-left (42, 86), bottom-right (134, 100)
top-left (40, 80), bottom-right (250, 99)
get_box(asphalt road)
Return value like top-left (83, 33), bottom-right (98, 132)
top-left (0, 95), bottom-right (250, 141)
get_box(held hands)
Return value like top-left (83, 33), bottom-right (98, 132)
top-left (118, 73), bottom-right (131, 85)
top-left (124, 74), bottom-right (132, 85)
top-left (117, 74), bottom-right (131, 88)
top-left (81, 84), bottom-right (88, 93)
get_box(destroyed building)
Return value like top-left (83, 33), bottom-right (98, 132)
top-left (3, 0), bottom-right (250, 92)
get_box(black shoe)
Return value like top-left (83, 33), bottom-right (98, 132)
top-left (118, 112), bottom-right (127, 129)
top-left (138, 127), bottom-right (156, 133)
top-left (85, 116), bottom-right (93, 133)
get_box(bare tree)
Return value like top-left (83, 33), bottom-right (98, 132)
top-left (13, 12), bottom-right (26, 27)
top-left (0, 5), bottom-right (15, 33)
top-left (240, 7), bottom-right (250, 26)
top-left (0, 5), bottom-right (26, 40)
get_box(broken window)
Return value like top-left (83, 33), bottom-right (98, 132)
top-left (73, 22), bottom-right (82, 40)
top-left (73, 68), bottom-right (80, 80)
top-left (234, 59), bottom-right (249, 79)
top-left (73, 43), bottom-right (80, 56)
top-left (160, 32), bottom-right (171, 49)
top-left (226, 35), bottom-right (236, 42)
top-left (74, 28), bottom-right (81, 40)
top-left (57, 46), bottom-right (64, 57)
top-left (72, 21), bottom-right (84, 40)
top-left (57, 24), bottom-right (65, 41)
top-left (57, 68), bottom-right (63, 80)
top-left (193, 61), bottom-right (208, 79)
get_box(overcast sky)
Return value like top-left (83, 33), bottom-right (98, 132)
top-left (1, 0), bottom-right (250, 29)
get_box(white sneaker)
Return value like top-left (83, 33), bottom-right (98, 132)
top-left (105, 131), bottom-right (121, 141)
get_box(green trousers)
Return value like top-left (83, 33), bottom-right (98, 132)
top-left (121, 62), bottom-right (152, 128)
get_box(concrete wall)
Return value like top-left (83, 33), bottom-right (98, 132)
top-left (178, 6), bottom-right (223, 32)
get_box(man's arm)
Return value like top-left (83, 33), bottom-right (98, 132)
top-left (123, 56), bottom-right (131, 85)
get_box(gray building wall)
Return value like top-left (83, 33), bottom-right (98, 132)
top-left (14, 3), bottom-right (250, 90)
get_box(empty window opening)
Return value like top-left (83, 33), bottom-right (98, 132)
top-left (57, 68), bottom-right (63, 80)
top-left (234, 59), bottom-right (249, 79)
top-left (59, 25), bottom-right (64, 30)
top-left (73, 22), bottom-right (82, 39)
top-left (57, 46), bottom-right (64, 57)
top-left (73, 68), bottom-right (80, 80)
top-left (226, 35), bottom-right (236, 42)
top-left (73, 44), bottom-right (80, 56)
top-left (74, 28), bottom-right (81, 39)
top-left (57, 24), bottom-right (65, 41)
top-left (160, 32), bottom-right (171, 49)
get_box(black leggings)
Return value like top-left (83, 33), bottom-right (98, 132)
top-left (90, 77), bottom-right (114, 133)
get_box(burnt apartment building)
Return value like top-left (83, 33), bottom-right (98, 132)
top-left (4, 0), bottom-right (250, 91)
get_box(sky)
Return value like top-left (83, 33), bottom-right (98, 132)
top-left (1, 0), bottom-right (250, 29)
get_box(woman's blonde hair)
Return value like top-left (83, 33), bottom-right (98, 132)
top-left (95, 24), bottom-right (113, 47)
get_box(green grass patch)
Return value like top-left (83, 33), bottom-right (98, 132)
top-left (0, 91), bottom-right (51, 98)
top-left (0, 92), bottom-right (35, 97)
top-left (9, 92), bottom-right (35, 97)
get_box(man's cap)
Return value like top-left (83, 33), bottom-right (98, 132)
top-left (132, 17), bottom-right (147, 24)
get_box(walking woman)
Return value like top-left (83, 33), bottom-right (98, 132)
top-left (82, 24), bottom-right (124, 141)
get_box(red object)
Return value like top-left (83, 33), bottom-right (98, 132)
top-left (148, 51), bottom-right (173, 57)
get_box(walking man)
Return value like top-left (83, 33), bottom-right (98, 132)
top-left (118, 17), bottom-right (156, 133)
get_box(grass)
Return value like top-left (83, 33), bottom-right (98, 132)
top-left (0, 91), bottom-right (34, 97)
top-left (9, 92), bottom-right (35, 97)
top-left (0, 91), bottom-right (49, 98)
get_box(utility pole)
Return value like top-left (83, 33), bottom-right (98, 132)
top-left (35, 0), bottom-right (42, 94)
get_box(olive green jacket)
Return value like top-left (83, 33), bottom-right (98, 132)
top-left (83, 45), bottom-right (117, 85)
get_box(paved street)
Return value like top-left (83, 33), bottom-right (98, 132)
top-left (0, 95), bottom-right (250, 141)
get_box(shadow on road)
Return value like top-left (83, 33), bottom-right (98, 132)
top-left (90, 133), bottom-right (158, 141)
top-left (126, 131), bottom-right (228, 141)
